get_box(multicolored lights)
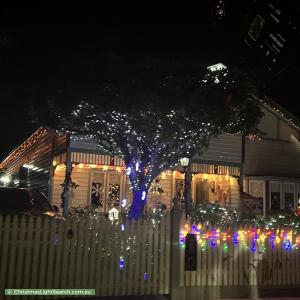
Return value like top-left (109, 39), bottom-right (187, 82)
top-left (180, 224), bottom-right (300, 253)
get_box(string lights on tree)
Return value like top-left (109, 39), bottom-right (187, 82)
top-left (58, 62), bottom-right (262, 219)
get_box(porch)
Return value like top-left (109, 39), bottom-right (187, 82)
top-left (50, 152), bottom-right (242, 213)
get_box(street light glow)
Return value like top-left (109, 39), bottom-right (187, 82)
top-left (179, 157), bottom-right (190, 167)
top-left (0, 176), bottom-right (10, 184)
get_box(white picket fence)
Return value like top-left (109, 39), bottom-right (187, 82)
top-left (0, 214), bottom-right (171, 299)
top-left (2, 211), bottom-right (300, 300)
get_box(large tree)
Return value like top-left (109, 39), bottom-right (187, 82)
top-left (54, 59), bottom-right (262, 219)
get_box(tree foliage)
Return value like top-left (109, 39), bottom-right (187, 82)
top-left (55, 58), bottom-right (262, 218)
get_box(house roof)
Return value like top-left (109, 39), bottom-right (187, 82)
top-left (0, 127), bottom-right (49, 170)
top-left (260, 96), bottom-right (300, 131)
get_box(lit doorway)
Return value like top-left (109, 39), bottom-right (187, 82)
top-left (195, 178), bottom-right (209, 205)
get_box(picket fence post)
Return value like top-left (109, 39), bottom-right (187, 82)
top-left (170, 204), bottom-right (184, 300)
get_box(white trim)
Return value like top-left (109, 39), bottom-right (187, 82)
top-left (245, 175), bottom-right (299, 182)
top-left (192, 175), bottom-right (196, 203)
top-left (261, 98), bottom-right (300, 132)
top-left (171, 171), bottom-right (174, 199)
top-left (243, 178), bottom-right (247, 193)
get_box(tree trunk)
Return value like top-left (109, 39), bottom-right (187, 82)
top-left (128, 189), bottom-right (148, 219)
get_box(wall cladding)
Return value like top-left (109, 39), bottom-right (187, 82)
top-left (194, 134), bottom-right (242, 164)
top-left (244, 139), bottom-right (300, 177)
top-left (51, 166), bottom-right (90, 209)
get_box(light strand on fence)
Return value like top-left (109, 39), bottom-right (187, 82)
top-left (179, 224), bottom-right (300, 252)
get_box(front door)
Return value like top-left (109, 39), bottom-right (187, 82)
top-left (90, 171), bottom-right (122, 212)
top-left (195, 179), bottom-right (209, 205)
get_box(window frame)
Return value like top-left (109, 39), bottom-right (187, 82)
top-left (269, 181), bottom-right (282, 211)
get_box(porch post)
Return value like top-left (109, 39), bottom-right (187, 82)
top-left (184, 163), bottom-right (192, 216)
top-left (61, 135), bottom-right (72, 218)
top-left (238, 164), bottom-right (244, 211)
top-left (63, 149), bottom-right (72, 217)
top-left (47, 132), bottom-right (57, 204)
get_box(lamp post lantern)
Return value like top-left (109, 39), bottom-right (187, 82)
top-left (180, 157), bottom-right (192, 216)
top-left (179, 157), bottom-right (189, 168)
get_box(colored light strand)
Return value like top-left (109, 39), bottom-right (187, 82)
top-left (180, 224), bottom-right (300, 252)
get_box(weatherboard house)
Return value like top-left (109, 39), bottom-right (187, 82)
top-left (1, 97), bottom-right (300, 216)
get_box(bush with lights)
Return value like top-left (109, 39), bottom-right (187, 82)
top-left (189, 202), bottom-right (239, 227)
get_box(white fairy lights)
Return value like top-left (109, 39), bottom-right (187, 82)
top-left (63, 65), bottom-right (258, 211)
top-left (68, 102), bottom-right (225, 196)
top-left (67, 102), bottom-right (242, 200)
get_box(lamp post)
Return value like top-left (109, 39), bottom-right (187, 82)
top-left (180, 157), bottom-right (192, 217)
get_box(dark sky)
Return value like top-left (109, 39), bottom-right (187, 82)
top-left (0, 1), bottom-right (299, 160)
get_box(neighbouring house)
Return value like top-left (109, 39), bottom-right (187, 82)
top-left (1, 97), bottom-right (299, 216)
top-left (243, 97), bottom-right (300, 215)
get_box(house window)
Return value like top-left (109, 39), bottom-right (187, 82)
top-left (249, 180), bottom-right (264, 214)
top-left (107, 173), bottom-right (121, 209)
top-left (283, 183), bottom-right (295, 211)
top-left (249, 181), bottom-right (264, 197)
top-left (270, 181), bottom-right (281, 211)
top-left (90, 172), bottom-right (105, 209)
top-left (90, 171), bottom-right (121, 212)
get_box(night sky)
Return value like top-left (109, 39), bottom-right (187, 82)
top-left (0, 1), bottom-right (299, 160)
